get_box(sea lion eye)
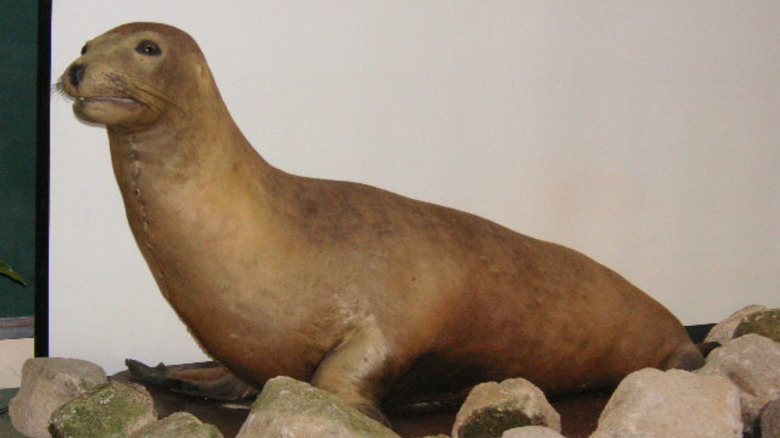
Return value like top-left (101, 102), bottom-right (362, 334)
top-left (136, 40), bottom-right (162, 56)
top-left (80, 44), bottom-right (88, 55)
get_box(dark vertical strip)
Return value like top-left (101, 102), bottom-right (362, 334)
top-left (34, 0), bottom-right (53, 358)
top-left (685, 324), bottom-right (715, 345)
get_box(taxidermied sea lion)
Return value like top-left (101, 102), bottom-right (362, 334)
top-left (59, 22), bottom-right (703, 422)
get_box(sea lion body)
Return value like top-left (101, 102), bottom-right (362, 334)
top-left (60, 22), bottom-right (701, 419)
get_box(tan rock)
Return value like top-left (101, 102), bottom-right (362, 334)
top-left (236, 376), bottom-right (399, 438)
top-left (705, 304), bottom-right (767, 344)
top-left (698, 333), bottom-right (780, 426)
top-left (591, 368), bottom-right (741, 438)
top-left (9, 358), bottom-right (107, 438)
top-left (452, 378), bottom-right (560, 438)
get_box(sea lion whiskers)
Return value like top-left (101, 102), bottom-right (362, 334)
top-left (123, 75), bottom-right (187, 117)
top-left (52, 76), bottom-right (93, 104)
top-left (53, 70), bottom-right (137, 107)
top-left (51, 80), bottom-right (84, 112)
top-left (51, 79), bottom-right (68, 100)
top-left (102, 72), bottom-right (184, 118)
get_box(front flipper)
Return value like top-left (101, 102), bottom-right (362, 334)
top-left (310, 318), bottom-right (403, 426)
top-left (125, 359), bottom-right (258, 401)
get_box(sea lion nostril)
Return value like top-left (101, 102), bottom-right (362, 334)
top-left (68, 63), bottom-right (86, 87)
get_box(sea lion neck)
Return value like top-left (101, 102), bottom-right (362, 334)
top-left (105, 93), bottom-right (248, 171)
top-left (105, 99), bottom-right (286, 306)
top-left (105, 110), bottom-right (285, 229)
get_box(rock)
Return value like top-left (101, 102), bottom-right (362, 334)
top-left (591, 368), bottom-right (742, 438)
top-left (501, 426), bottom-right (565, 437)
top-left (705, 304), bottom-right (768, 344)
top-left (49, 381), bottom-right (157, 438)
top-left (131, 412), bottom-right (223, 438)
top-left (734, 309), bottom-right (780, 342)
top-left (697, 333), bottom-right (780, 426)
top-left (9, 357), bottom-right (108, 438)
top-left (759, 398), bottom-right (780, 438)
top-left (452, 378), bottom-right (560, 438)
top-left (235, 376), bottom-right (400, 438)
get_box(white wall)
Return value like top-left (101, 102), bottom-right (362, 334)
top-left (50, 1), bottom-right (780, 374)
top-left (0, 339), bottom-right (33, 389)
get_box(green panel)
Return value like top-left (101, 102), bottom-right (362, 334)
top-left (0, 2), bottom-right (39, 318)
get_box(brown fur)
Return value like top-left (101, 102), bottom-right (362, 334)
top-left (60, 22), bottom-right (702, 422)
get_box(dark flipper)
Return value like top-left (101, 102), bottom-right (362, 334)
top-left (660, 343), bottom-right (706, 371)
top-left (696, 341), bottom-right (721, 359)
top-left (125, 359), bottom-right (258, 401)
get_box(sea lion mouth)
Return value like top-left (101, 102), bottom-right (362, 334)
top-left (75, 95), bottom-right (143, 111)
top-left (77, 96), bottom-right (139, 105)
top-left (79, 96), bottom-right (137, 104)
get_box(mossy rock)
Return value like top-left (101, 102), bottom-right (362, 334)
top-left (237, 376), bottom-right (399, 438)
top-left (457, 404), bottom-right (544, 438)
top-left (49, 381), bottom-right (156, 438)
top-left (131, 412), bottom-right (222, 438)
top-left (734, 308), bottom-right (780, 342)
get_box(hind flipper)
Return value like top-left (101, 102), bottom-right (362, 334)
top-left (660, 343), bottom-right (706, 371)
top-left (125, 359), bottom-right (258, 401)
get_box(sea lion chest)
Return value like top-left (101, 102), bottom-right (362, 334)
top-left (110, 138), bottom-right (348, 381)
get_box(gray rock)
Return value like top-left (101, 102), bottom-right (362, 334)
top-left (734, 308), bottom-right (780, 342)
top-left (591, 368), bottom-right (742, 438)
top-left (501, 426), bottom-right (565, 437)
top-left (452, 378), bottom-right (560, 438)
top-left (9, 358), bottom-right (108, 438)
top-left (759, 398), bottom-right (780, 438)
top-left (49, 381), bottom-right (157, 438)
top-left (131, 412), bottom-right (223, 438)
top-left (235, 376), bottom-right (400, 438)
top-left (697, 333), bottom-right (780, 427)
top-left (705, 304), bottom-right (768, 344)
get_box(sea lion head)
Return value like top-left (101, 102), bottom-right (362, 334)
top-left (59, 22), bottom-right (216, 132)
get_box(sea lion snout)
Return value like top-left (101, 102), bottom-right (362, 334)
top-left (59, 23), bottom-right (206, 130)
top-left (67, 63), bottom-right (86, 88)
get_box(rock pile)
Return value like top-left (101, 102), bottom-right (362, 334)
top-left (9, 358), bottom-right (107, 438)
top-left (7, 304), bottom-right (779, 438)
top-left (9, 359), bottom-right (223, 438)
